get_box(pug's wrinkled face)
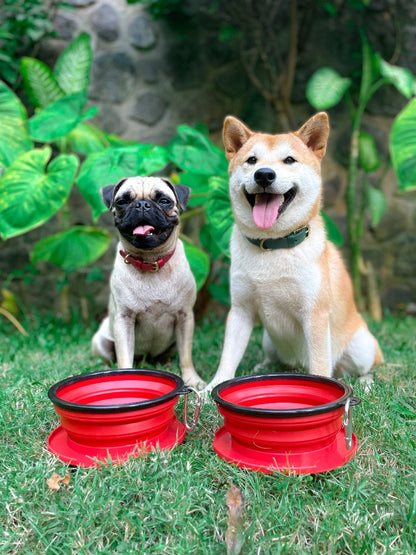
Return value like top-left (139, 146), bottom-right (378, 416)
top-left (102, 176), bottom-right (190, 251)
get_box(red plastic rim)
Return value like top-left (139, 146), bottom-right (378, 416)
top-left (211, 373), bottom-right (358, 417)
top-left (48, 368), bottom-right (187, 413)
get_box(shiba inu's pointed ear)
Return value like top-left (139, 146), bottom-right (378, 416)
top-left (223, 116), bottom-right (253, 160)
top-left (296, 112), bottom-right (329, 161)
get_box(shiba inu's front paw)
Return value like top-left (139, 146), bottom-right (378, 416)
top-left (200, 378), bottom-right (223, 399)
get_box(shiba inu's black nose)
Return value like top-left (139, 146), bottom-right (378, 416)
top-left (254, 168), bottom-right (276, 188)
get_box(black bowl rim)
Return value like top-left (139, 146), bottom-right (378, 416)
top-left (211, 373), bottom-right (357, 418)
top-left (48, 368), bottom-right (187, 413)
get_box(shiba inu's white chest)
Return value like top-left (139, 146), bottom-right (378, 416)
top-left (230, 225), bottom-right (323, 311)
top-left (229, 225), bottom-right (324, 365)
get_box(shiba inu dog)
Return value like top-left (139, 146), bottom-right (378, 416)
top-left (205, 112), bottom-right (383, 391)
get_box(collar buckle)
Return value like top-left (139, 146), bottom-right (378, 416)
top-left (119, 249), bottom-right (173, 272)
top-left (259, 238), bottom-right (272, 251)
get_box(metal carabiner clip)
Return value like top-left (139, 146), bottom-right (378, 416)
top-left (343, 397), bottom-right (353, 450)
top-left (182, 387), bottom-right (202, 431)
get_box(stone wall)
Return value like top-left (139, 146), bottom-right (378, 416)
top-left (2, 0), bottom-right (416, 315)
top-left (50, 0), bottom-right (231, 142)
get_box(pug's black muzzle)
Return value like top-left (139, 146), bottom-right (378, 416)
top-left (115, 200), bottom-right (178, 250)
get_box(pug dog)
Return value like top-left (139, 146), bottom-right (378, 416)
top-left (92, 176), bottom-right (205, 389)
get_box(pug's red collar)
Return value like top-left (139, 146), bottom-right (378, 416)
top-left (119, 249), bottom-right (175, 272)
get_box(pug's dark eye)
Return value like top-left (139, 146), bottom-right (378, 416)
top-left (283, 156), bottom-right (296, 165)
top-left (158, 197), bottom-right (173, 206)
top-left (246, 156), bottom-right (257, 165)
top-left (114, 196), bottom-right (130, 209)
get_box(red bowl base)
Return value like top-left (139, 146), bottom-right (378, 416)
top-left (213, 426), bottom-right (357, 475)
top-left (48, 417), bottom-right (186, 467)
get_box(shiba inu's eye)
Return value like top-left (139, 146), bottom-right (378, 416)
top-left (246, 156), bottom-right (257, 165)
top-left (283, 156), bottom-right (296, 165)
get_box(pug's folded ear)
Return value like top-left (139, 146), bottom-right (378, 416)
top-left (174, 184), bottom-right (191, 211)
top-left (162, 179), bottom-right (191, 211)
top-left (101, 178), bottom-right (128, 208)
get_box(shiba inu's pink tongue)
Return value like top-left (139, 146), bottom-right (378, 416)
top-left (252, 193), bottom-right (283, 229)
top-left (133, 225), bottom-right (155, 235)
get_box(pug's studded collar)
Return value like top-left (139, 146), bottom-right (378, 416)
top-left (119, 249), bottom-right (175, 272)
top-left (245, 226), bottom-right (310, 251)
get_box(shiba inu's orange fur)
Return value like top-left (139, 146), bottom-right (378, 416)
top-left (205, 112), bottom-right (383, 391)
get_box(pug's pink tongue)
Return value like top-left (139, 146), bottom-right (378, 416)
top-left (252, 193), bottom-right (283, 229)
top-left (133, 225), bottom-right (154, 236)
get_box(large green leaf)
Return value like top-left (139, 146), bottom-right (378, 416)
top-left (28, 91), bottom-right (97, 142)
top-left (390, 97), bottom-right (416, 192)
top-left (31, 226), bottom-right (111, 273)
top-left (377, 55), bottom-right (416, 99)
top-left (0, 148), bottom-right (78, 239)
top-left (321, 211), bottom-right (344, 247)
top-left (54, 33), bottom-right (92, 94)
top-left (77, 144), bottom-right (169, 220)
top-left (177, 171), bottom-right (210, 207)
top-left (207, 281), bottom-right (230, 306)
top-left (20, 57), bottom-right (64, 109)
top-left (198, 222), bottom-right (222, 259)
top-left (359, 131), bottom-right (381, 172)
top-left (367, 186), bottom-right (387, 227)
top-left (66, 122), bottom-right (111, 155)
top-left (183, 242), bottom-right (210, 291)
top-left (205, 176), bottom-right (233, 258)
top-left (168, 125), bottom-right (228, 176)
top-left (104, 134), bottom-right (138, 148)
top-left (306, 67), bottom-right (351, 110)
top-left (0, 81), bottom-right (33, 168)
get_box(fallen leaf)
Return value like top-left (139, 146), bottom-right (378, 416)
top-left (225, 483), bottom-right (245, 555)
top-left (47, 472), bottom-right (70, 491)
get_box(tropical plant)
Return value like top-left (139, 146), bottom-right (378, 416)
top-left (0, 33), bottom-right (209, 319)
top-left (306, 33), bottom-right (416, 314)
top-left (390, 97), bottom-right (416, 193)
top-left (0, 0), bottom-right (59, 86)
top-left (166, 125), bottom-right (231, 303)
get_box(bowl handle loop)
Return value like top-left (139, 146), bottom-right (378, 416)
top-left (343, 397), bottom-right (353, 450)
top-left (182, 387), bottom-right (202, 431)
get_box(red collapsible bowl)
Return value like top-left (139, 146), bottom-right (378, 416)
top-left (211, 373), bottom-right (360, 475)
top-left (47, 369), bottom-right (190, 467)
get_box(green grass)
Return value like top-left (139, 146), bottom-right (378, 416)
top-left (1, 311), bottom-right (415, 554)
